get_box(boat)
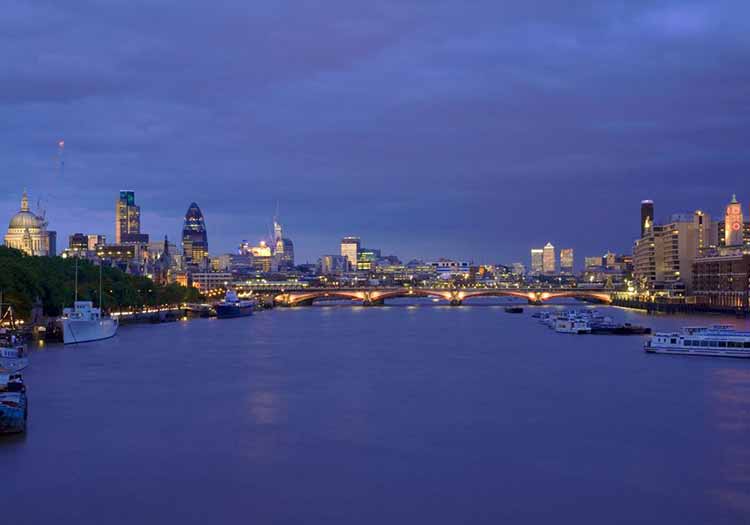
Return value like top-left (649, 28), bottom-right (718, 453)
top-left (61, 259), bottom-right (118, 344)
top-left (0, 373), bottom-right (28, 434)
top-left (645, 325), bottom-right (750, 358)
top-left (554, 315), bottom-right (591, 334)
top-left (0, 332), bottom-right (29, 373)
top-left (62, 301), bottom-right (119, 344)
top-left (590, 322), bottom-right (652, 335)
top-left (504, 306), bottom-right (523, 314)
top-left (215, 290), bottom-right (255, 319)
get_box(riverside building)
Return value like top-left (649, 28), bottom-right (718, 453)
top-left (633, 210), bottom-right (714, 294)
top-left (692, 248), bottom-right (750, 311)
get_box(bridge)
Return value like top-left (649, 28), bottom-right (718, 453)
top-left (265, 288), bottom-right (613, 307)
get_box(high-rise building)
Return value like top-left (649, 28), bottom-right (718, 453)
top-left (272, 218), bottom-right (295, 270)
top-left (115, 191), bottom-right (148, 244)
top-left (87, 234), bottom-right (106, 250)
top-left (530, 248), bottom-right (543, 275)
top-left (641, 200), bottom-right (654, 237)
top-left (542, 242), bottom-right (556, 274)
top-left (560, 248), bottom-right (574, 274)
top-left (318, 255), bottom-right (349, 275)
top-left (341, 236), bottom-right (360, 271)
top-left (182, 202), bottom-right (209, 267)
top-left (584, 256), bottom-right (603, 270)
top-left (724, 194), bottom-right (744, 246)
top-left (633, 211), bottom-right (713, 293)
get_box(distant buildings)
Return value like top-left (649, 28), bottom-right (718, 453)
top-left (116, 191), bottom-right (148, 244)
top-left (273, 218), bottom-right (295, 270)
top-left (318, 254), bottom-right (348, 275)
top-left (340, 237), bottom-right (360, 271)
top-left (4, 191), bottom-right (54, 256)
top-left (182, 202), bottom-right (208, 267)
top-left (640, 200), bottom-right (654, 237)
top-left (542, 242), bottom-right (556, 274)
top-left (560, 248), bottom-right (574, 274)
top-left (530, 248), bottom-right (543, 275)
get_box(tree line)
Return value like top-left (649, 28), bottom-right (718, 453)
top-left (0, 246), bottom-right (201, 319)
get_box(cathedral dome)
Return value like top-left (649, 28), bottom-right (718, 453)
top-left (8, 193), bottom-right (43, 230)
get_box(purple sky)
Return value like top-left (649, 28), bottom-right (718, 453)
top-left (2, 1), bottom-right (749, 264)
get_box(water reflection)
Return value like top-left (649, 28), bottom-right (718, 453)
top-left (709, 367), bottom-right (750, 513)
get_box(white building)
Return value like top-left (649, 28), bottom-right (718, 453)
top-left (4, 192), bottom-right (51, 256)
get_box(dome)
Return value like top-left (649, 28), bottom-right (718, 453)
top-left (8, 192), bottom-right (42, 230)
top-left (9, 210), bottom-right (42, 229)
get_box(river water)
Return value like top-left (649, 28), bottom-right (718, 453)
top-left (3, 301), bottom-right (750, 524)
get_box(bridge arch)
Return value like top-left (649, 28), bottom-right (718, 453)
top-left (539, 291), bottom-right (612, 304)
top-left (369, 289), bottom-right (453, 303)
top-left (275, 291), bottom-right (366, 306)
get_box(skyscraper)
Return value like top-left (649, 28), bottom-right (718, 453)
top-left (341, 236), bottom-right (360, 271)
top-left (641, 200), bottom-right (654, 237)
top-left (560, 248), bottom-right (574, 274)
top-left (115, 191), bottom-right (148, 244)
top-left (273, 218), bottom-right (295, 270)
top-left (182, 202), bottom-right (209, 267)
top-left (724, 194), bottom-right (744, 246)
top-left (530, 248), bottom-right (543, 275)
top-left (542, 242), bottom-right (556, 274)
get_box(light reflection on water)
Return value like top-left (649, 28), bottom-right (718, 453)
top-left (4, 303), bottom-right (750, 524)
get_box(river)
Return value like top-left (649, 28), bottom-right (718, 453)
top-left (3, 301), bottom-right (750, 524)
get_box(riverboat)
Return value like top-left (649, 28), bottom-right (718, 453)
top-left (504, 306), bottom-right (523, 314)
top-left (645, 325), bottom-right (750, 358)
top-left (62, 301), bottom-right (119, 345)
top-left (216, 290), bottom-right (255, 319)
top-left (0, 373), bottom-right (27, 434)
top-left (554, 316), bottom-right (592, 334)
top-left (0, 332), bottom-right (29, 372)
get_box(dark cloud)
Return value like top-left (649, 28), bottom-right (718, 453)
top-left (2, 0), bottom-right (749, 263)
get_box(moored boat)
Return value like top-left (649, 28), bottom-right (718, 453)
top-left (0, 373), bottom-right (27, 434)
top-left (645, 325), bottom-right (750, 358)
top-left (216, 290), bottom-right (255, 319)
top-left (0, 332), bottom-right (29, 373)
top-left (554, 316), bottom-right (591, 334)
top-left (504, 306), bottom-right (523, 314)
top-left (63, 301), bottom-right (119, 345)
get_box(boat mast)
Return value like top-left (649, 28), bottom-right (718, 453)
top-left (74, 256), bottom-right (79, 303)
top-left (99, 259), bottom-right (103, 310)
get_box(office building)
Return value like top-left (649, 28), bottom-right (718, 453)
top-left (560, 248), bottom-right (574, 274)
top-left (318, 255), bottom-right (349, 275)
top-left (633, 211), bottom-right (713, 294)
top-left (341, 236), bottom-right (360, 271)
top-left (273, 218), bottom-right (295, 270)
top-left (182, 202), bottom-right (209, 267)
top-left (542, 242), bottom-right (556, 274)
top-left (641, 200), bottom-right (654, 237)
top-left (693, 249), bottom-right (750, 310)
top-left (530, 248), bottom-right (543, 275)
top-left (115, 191), bottom-right (148, 244)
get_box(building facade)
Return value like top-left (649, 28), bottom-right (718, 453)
top-left (641, 200), bottom-right (654, 237)
top-left (341, 236), bottom-right (360, 271)
top-left (530, 248), bottom-right (543, 275)
top-left (560, 248), bottom-right (574, 274)
top-left (182, 202), bottom-right (209, 267)
top-left (542, 242), bottom-right (556, 274)
top-left (724, 194), bottom-right (745, 247)
top-left (692, 249), bottom-right (750, 310)
top-left (633, 211), bottom-right (713, 294)
top-left (116, 191), bottom-right (148, 244)
top-left (4, 192), bottom-right (52, 256)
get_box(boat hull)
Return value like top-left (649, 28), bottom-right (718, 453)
top-left (0, 392), bottom-right (27, 434)
top-left (0, 356), bottom-right (29, 373)
top-left (63, 318), bottom-right (118, 345)
top-left (215, 305), bottom-right (254, 319)
top-left (645, 346), bottom-right (750, 358)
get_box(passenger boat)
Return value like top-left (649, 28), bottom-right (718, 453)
top-left (216, 290), bottom-right (255, 319)
top-left (0, 332), bottom-right (29, 372)
top-left (0, 373), bottom-right (28, 434)
top-left (504, 306), bottom-right (523, 314)
top-left (645, 325), bottom-right (750, 358)
top-left (554, 316), bottom-right (592, 334)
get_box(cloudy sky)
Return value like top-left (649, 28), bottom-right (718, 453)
top-left (2, 0), bottom-right (749, 264)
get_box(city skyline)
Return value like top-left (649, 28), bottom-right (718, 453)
top-left (3, 2), bottom-right (750, 263)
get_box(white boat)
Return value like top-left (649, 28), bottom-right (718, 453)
top-left (62, 301), bottom-right (118, 345)
top-left (645, 325), bottom-right (750, 358)
top-left (0, 338), bottom-right (28, 373)
top-left (554, 316), bottom-right (591, 334)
